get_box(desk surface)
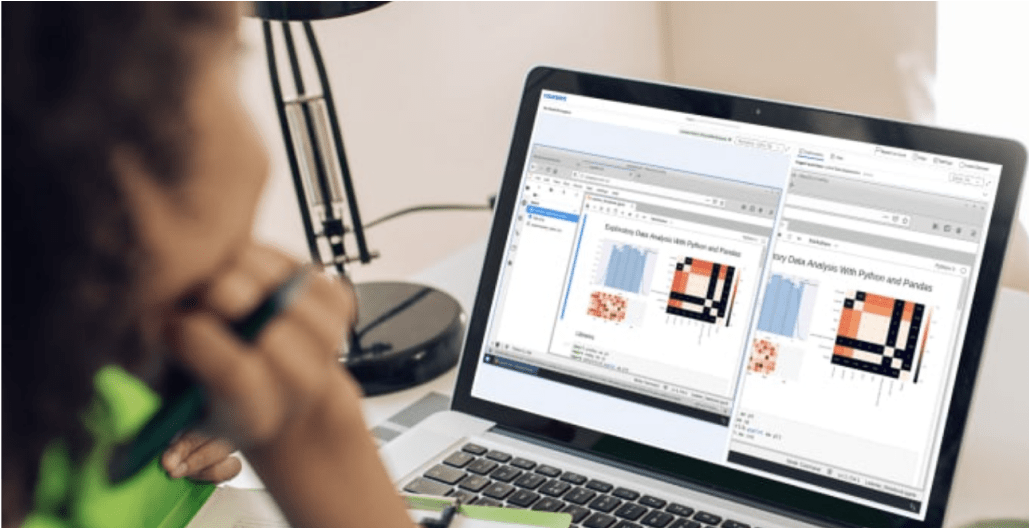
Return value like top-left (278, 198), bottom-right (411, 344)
top-left (230, 240), bottom-right (1029, 527)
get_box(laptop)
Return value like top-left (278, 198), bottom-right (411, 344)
top-left (382, 67), bottom-right (1026, 528)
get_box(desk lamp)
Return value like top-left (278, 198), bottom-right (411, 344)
top-left (251, 2), bottom-right (463, 395)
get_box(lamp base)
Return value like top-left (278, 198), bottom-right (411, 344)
top-left (344, 281), bottom-right (464, 396)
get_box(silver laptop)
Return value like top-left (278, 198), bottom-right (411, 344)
top-left (382, 67), bottom-right (1026, 528)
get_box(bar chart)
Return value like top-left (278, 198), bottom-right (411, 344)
top-left (756, 274), bottom-right (819, 340)
top-left (593, 240), bottom-right (657, 295)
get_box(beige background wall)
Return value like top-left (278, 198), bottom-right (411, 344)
top-left (239, 3), bottom-right (669, 282)
top-left (240, 2), bottom-right (1011, 286)
top-left (662, 2), bottom-right (936, 122)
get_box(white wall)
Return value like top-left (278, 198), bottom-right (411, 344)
top-left (239, 2), bottom-right (669, 281)
top-left (937, 2), bottom-right (1029, 292)
top-left (662, 2), bottom-right (936, 122)
top-left (241, 3), bottom-right (1029, 293)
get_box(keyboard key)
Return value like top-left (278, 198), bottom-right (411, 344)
top-left (403, 477), bottom-right (451, 496)
top-left (666, 504), bottom-right (694, 517)
top-left (532, 497), bottom-right (565, 512)
top-left (508, 489), bottom-right (541, 507)
top-left (482, 482), bottom-right (515, 500)
top-left (485, 450), bottom-right (512, 463)
top-left (639, 496), bottom-right (667, 509)
top-left (588, 495), bottom-right (622, 513)
top-left (562, 505), bottom-right (592, 524)
top-left (539, 479), bottom-right (572, 497)
top-left (641, 510), bottom-right (674, 527)
top-left (447, 489), bottom-right (476, 503)
top-left (514, 472), bottom-right (547, 489)
top-left (565, 487), bottom-right (597, 505)
top-left (424, 464), bottom-right (466, 485)
top-left (668, 520), bottom-right (701, 528)
top-left (560, 471), bottom-right (588, 485)
top-left (613, 503), bottom-right (648, 520)
top-left (722, 521), bottom-right (750, 528)
top-left (511, 457), bottom-right (537, 470)
top-left (586, 480), bottom-right (614, 493)
top-left (457, 475), bottom-right (490, 492)
top-left (613, 487), bottom-right (641, 500)
top-left (461, 443), bottom-right (488, 455)
top-left (466, 459), bottom-right (499, 475)
top-left (472, 496), bottom-right (502, 507)
top-left (442, 451), bottom-right (474, 468)
top-left (614, 522), bottom-right (642, 528)
top-left (692, 512), bottom-right (721, 525)
top-left (491, 465), bottom-right (523, 482)
top-left (535, 464), bottom-right (562, 478)
top-left (584, 512), bottom-right (617, 528)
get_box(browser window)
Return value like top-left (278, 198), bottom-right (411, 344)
top-left (488, 146), bottom-right (778, 423)
top-left (470, 89), bottom-right (1002, 520)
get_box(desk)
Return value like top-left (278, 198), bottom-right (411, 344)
top-left (230, 240), bottom-right (1029, 526)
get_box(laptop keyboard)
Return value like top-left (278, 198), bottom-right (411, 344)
top-left (403, 442), bottom-right (758, 528)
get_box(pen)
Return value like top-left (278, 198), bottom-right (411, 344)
top-left (108, 267), bottom-right (312, 484)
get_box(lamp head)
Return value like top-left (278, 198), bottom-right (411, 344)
top-left (251, 2), bottom-right (388, 21)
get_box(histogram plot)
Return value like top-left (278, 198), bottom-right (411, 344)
top-left (665, 256), bottom-right (739, 326)
top-left (593, 240), bottom-right (658, 295)
top-left (757, 274), bottom-right (819, 340)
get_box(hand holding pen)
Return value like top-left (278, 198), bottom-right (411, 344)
top-left (156, 244), bottom-right (336, 483)
top-left (167, 243), bottom-right (356, 449)
top-left (166, 243), bottom-right (410, 528)
top-left (109, 242), bottom-right (358, 483)
top-left (110, 243), bottom-right (413, 528)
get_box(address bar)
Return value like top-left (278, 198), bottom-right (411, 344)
top-left (783, 208), bottom-right (976, 253)
top-left (571, 170), bottom-right (724, 208)
top-left (569, 173), bottom-right (771, 228)
top-left (786, 195), bottom-right (911, 227)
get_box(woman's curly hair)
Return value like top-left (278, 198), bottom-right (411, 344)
top-left (2, 2), bottom-right (234, 520)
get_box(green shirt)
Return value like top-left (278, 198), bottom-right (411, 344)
top-left (24, 366), bottom-right (215, 528)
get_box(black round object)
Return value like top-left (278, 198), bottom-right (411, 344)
top-left (345, 281), bottom-right (463, 396)
top-left (251, 2), bottom-right (388, 21)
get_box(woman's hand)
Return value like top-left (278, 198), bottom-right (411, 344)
top-left (162, 431), bottom-right (242, 483)
top-left (167, 243), bottom-right (357, 449)
top-left (166, 242), bottom-right (413, 528)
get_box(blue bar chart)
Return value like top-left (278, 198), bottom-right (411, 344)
top-left (594, 240), bottom-right (657, 295)
top-left (757, 274), bottom-right (819, 340)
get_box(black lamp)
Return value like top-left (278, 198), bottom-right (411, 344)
top-left (251, 2), bottom-right (463, 396)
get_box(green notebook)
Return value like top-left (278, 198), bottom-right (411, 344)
top-left (406, 494), bottom-right (572, 528)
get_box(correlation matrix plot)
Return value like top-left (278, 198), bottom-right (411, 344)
top-left (757, 274), bottom-right (818, 340)
top-left (663, 256), bottom-right (741, 346)
top-left (829, 290), bottom-right (933, 405)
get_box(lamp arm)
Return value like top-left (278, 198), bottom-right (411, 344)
top-left (281, 22), bottom-right (350, 274)
top-left (303, 21), bottom-right (373, 264)
top-left (262, 21), bottom-right (324, 266)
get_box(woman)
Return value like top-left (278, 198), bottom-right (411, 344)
top-left (2, 4), bottom-right (414, 527)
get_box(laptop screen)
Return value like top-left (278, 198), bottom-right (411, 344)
top-left (462, 75), bottom-right (1018, 524)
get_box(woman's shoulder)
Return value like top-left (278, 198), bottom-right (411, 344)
top-left (26, 366), bottom-right (215, 528)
